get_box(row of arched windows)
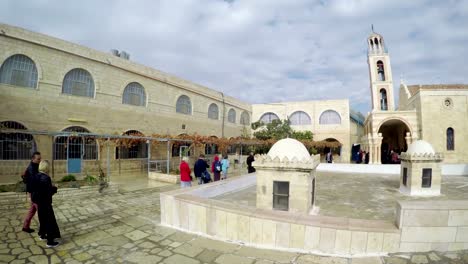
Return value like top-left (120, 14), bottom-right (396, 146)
top-left (0, 54), bottom-right (250, 124)
top-left (259, 110), bottom-right (342, 125)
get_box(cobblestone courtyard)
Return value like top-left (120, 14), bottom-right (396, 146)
top-left (1, 184), bottom-right (468, 264)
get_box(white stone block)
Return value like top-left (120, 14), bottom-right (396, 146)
top-left (401, 227), bottom-right (457, 243)
top-left (276, 222), bottom-right (290, 248)
top-left (456, 227), bottom-right (468, 242)
top-left (304, 226), bottom-right (320, 250)
top-left (402, 209), bottom-right (448, 226)
top-left (319, 228), bottom-right (336, 253)
top-left (334, 230), bottom-right (351, 254)
top-left (249, 217), bottom-right (263, 244)
top-left (399, 242), bottom-right (431, 252)
top-left (262, 219), bottom-right (277, 247)
top-left (366, 232), bottom-right (383, 253)
top-left (290, 224), bottom-right (305, 249)
top-left (448, 210), bottom-right (468, 226)
top-left (382, 233), bottom-right (400, 253)
top-left (215, 210), bottom-right (227, 239)
top-left (350, 231), bottom-right (367, 254)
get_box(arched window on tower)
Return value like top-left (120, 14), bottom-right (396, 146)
top-left (447, 127), bottom-right (454, 151)
top-left (380, 89), bottom-right (388, 110)
top-left (377, 61), bottom-right (385, 81)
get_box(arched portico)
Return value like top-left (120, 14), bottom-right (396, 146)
top-left (377, 118), bottom-right (411, 164)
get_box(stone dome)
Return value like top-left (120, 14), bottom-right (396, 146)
top-left (406, 140), bottom-right (435, 155)
top-left (267, 138), bottom-right (311, 161)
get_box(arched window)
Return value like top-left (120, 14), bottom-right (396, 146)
top-left (380, 89), bottom-right (388, 110)
top-left (228, 109), bottom-right (236, 123)
top-left (54, 126), bottom-right (97, 160)
top-left (240, 111), bottom-right (250, 125)
top-left (260, 112), bottom-right (279, 124)
top-left (289, 111), bottom-right (311, 125)
top-left (116, 130), bottom-right (148, 159)
top-left (208, 103), bottom-right (219, 120)
top-left (319, 110), bottom-right (341, 125)
top-left (377, 60), bottom-right (385, 81)
top-left (0, 54), bottom-right (38, 88)
top-left (0, 121), bottom-right (36, 160)
top-left (176, 95), bottom-right (192, 115)
top-left (447, 127), bottom-right (454, 151)
top-left (123, 82), bottom-right (146, 106)
top-left (62, 68), bottom-right (95, 97)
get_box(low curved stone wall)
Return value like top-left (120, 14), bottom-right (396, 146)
top-left (317, 163), bottom-right (468, 176)
top-left (160, 174), bottom-right (468, 256)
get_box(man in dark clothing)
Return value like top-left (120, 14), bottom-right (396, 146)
top-left (246, 152), bottom-right (256, 173)
top-left (194, 154), bottom-right (209, 185)
top-left (22, 151), bottom-right (41, 233)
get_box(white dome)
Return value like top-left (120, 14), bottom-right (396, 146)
top-left (267, 138), bottom-right (311, 161)
top-left (406, 140), bottom-right (435, 155)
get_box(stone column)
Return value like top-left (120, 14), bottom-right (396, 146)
top-left (405, 132), bottom-right (412, 148)
top-left (375, 133), bottom-right (383, 164)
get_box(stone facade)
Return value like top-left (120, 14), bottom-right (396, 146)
top-left (0, 23), bottom-right (251, 182)
top-left (252, 100), bottom-right (360, 163)
top-left (364, 31), bottom-right (468, 164)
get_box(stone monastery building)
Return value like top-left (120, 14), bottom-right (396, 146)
top-left (0, 23), bottom-right (467, 183)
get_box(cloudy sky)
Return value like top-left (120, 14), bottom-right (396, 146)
top-left (1, 0), bottom-right (467, 114)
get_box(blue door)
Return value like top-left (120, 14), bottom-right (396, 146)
top-left (67, 138), bottom-right (82, 174)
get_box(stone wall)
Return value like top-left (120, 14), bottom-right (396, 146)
top-left (161, 174), bottom-right (468, 256)
top-left (396, 200), bottom-right (468, 252)
top-left (160, 175), bottom-right (400, 256)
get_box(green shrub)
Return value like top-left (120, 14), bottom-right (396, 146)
top-left (60, 174), bottom-right (76, 182)
top-left (84, 175), bottom-right (97, 184)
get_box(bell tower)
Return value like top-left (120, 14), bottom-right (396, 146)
top-left (367, 30), bottom-right (395, 111)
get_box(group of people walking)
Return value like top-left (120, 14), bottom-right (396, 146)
top-left (179, 152), bottom-right (257, 188)
top-left (22, 152), bottom-right (61, 248)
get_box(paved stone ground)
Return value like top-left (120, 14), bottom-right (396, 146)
top-left (1, 185), bottom-right (467, 264)
top-left (217, 172), bottom-right (468, 220)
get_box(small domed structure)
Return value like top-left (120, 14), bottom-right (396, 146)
top-left (267, 138), bottom-right (311, 161)
top-left (399, 140), bottom-right (443, 196)
top-left (406, 140), bottom-right (435, 155)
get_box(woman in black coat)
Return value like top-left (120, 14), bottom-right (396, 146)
top-left (31, 160), bottom-right (61, 248)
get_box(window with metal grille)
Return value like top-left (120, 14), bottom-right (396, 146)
top-left (228, 109), bottom-right (236, 123)
top-left (447, 127), bottom-right (454, 151)
top-left (0, 54), bottom-right (38, 88)
top-left (116, 130), bottom-right (148, 159)
top-left (259, 112), bottom-right (279, 124)
top-left (422, 168), bottom-right (432, 188)
top-left (0, 121), bottom-right (36, 160)
top-left (208, 103), bottom-right (219, 120)
top-left (123, 82), bottom-right (146, 106)
top-left (319, 110), bottom-right (341, 125)
top-left (62, 68), bottom-right (95, 97)
top-left (240, 111), bottom-right (250, 125)
top-left (403, 167), bottom-right (408, 186)
top-left (273, 181), bottom-right (289, 211)
top-left (53, 126), bottom-right (97, 160)
top-left (289, 111), bottom-right (311, 125)
top-left (176, 95), bottom-right (192, 115)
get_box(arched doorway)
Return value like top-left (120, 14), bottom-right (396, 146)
top-left (378, 119), bottom-right (410, 164)
top-left (323, 138), bottom-right (341, 162)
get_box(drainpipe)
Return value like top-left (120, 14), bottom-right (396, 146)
top-left (221, 92), bottom-right (226, 138)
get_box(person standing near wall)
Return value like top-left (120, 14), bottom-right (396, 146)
top-left (179, 157), bottom-right (192, 188)
top-left (194, 154), bottom-right (209, 185)
top-left (246, 152), bottom-right (256, 173)
top-left (221, 155), bottom-right (230, 180)
top-left (211, 155), bottom-right (222, 181)
top-left (326, 150), bottom-right (333, 163)
top-left (21, 151), bottom-right (41, 233)
top-left (32, 160), bottom-right (61, 248)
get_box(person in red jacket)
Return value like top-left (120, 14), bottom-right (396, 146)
top-left (180, 157), bottom-right (192, 188)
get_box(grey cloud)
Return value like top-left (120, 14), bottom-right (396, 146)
top-left (1, 0), bottom-right (467, 114)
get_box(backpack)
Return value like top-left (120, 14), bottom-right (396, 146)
top-left (214, 161), bottom-right (222, 173)
top-left (21, 168), bottom-right (29, 184)
top-left (203, 170), bottom-right (211, 183)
